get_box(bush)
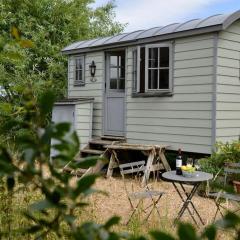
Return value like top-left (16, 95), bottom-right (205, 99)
top-left (199, 141), bottom-right (240, 176)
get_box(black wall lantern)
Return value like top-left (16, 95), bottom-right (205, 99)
top-left (89, 61), bottom-right (96, 77)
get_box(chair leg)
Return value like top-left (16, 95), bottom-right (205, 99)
top-left (153, 195), bottom-right (162, 219)
top-left (144, 195), bottom-right (162, 221)
top-left (213, 201), bottom-right (224, 222)
top-left (125, 200), bottom-right (142, 225)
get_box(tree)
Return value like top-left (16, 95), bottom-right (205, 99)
top-left (0, 0), bottom-right (126, 144)
top-left (0, 0), bottom-right (125, 98)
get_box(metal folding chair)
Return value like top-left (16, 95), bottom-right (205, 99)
top-left (119, 160), bottom-right (164, 225)
top-left (208, 162), bottom-right (240, 221)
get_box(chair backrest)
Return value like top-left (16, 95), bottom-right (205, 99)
top-left (119, 161), bottom-right (146, 176)
top-left (224, 163), bottom-right (240, 185)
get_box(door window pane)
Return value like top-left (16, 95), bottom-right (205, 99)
top-left (119, 67), bottom-right (125, 79)
top-left (148, 69), bottom-right (158, 89)
top-left (110, 56), bottom-right (118, 67)
top-left (110, 78), bottom-right (117, 89)
top-left (159, 69), bottom-right (169, 89)
top-left (119, 78), bottom-right (125, 89)
top-left (109, 52), bottom-right (125, 90)
top-left (110, 68), bottom-right (118, 79)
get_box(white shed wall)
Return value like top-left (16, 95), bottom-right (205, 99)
top-left (68, 52), bottom-right (104, 138)
top-left (216, 21), bottom-right (240, 142)
top-left (126, 34), bottom-right (215, 154)
top-left (75, 102), bottom-right (93, 149)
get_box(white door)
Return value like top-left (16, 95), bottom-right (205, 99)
top-left (104, 51), bottom-right (125, 136)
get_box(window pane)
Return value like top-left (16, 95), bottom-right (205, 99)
top-left (119, 78), bottom-right (125, 89)
top-left (159, 69), bottom-right (169, 89)
top-left (110, 56), bottom-right (117, 67)
top-left (110, 68), bottom-right (118, 79)
top-left (75, 70), bottom-right (79, 81)
top-left (110, 78), bottom-right (117, 89)
top-left (148, 48), bottom-right (158, 68)
top-left (76, 58), bottom-right (83, 70)
top-left (79, 70), bottom-right (82, 81)
top-left (159, 47), bottom-right (169, 67)
top-left (140, 47), bottom-right (145, 93)
top-left (148, 69), bottom-right (158, 89)
top-left (119, 67), bottom-right (125, 79)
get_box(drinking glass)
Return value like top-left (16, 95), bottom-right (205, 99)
top-left (186, 158), bottom-right (193, 166)
top-left (194, 159), bottom-right (200, 170)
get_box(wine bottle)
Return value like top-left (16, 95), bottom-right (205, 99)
top-left (176, 149), bottom-right (182, 175)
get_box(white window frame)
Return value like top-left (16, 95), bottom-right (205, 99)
top-left (145, 43), bottom-right (172, 93)
top-left (132, 46), bottom-right (143, 93)
top-left (74, 55), bottom-right (85, 86)
top-left (132, 48), bottom-right (138, 93)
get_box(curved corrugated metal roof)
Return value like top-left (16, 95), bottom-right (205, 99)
top-left (62, 10), bottom-right (240, 53)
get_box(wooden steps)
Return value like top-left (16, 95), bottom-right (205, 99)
top-left (62, 136), bottom-right (126, 177)
top-left (89, 139), bottom-right (113, 146)
top-left (81, 149), bottom-right (104, 155)
top-left (80, 136), bottom-right (126, 158)
top-left (101, 135), bottom-right (125, 141)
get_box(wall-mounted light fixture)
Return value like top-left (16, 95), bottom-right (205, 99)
top-left (89, 61), bottom-right (96, 77)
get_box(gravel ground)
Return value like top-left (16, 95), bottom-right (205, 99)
top-left (82, 176), bottom-right (238, 238)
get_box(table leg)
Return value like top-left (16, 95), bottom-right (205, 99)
top-left (172, 182), bottom-right (198, 225)
top-left (106, 151), bottom-right (118, 178)
top-left (142, 149), bottom-right (155, 186)
top-left (179, 184), bottom-right (205, 225)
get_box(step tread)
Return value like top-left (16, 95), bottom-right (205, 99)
top-left (101, 135), bottom-right (125, 141)
top-left (89, 139), bottom-right (115, 146)
top-left (81, 148), bottom-right (104, 155)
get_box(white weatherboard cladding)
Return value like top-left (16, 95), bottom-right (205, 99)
top-left (216, 20), bottom-right (240, 142)
top-left (51, 102), bottom-right (93, 151)
top-left (75, 102), bottom-right (93, 149)
top-left (126, 34), bottom-right (215, 154)
top-left (68, 52), bottom-right (104, 138)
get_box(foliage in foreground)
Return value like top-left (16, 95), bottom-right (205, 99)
top-left (0, 87), bottom-right (239, 239)
top-left (0, 4), bottom-right (240, 239)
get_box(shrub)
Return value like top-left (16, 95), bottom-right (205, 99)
top-left (199, 141), bottom-right (240, 176)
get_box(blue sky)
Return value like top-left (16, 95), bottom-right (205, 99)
top-left (92, 0), bottom-right (240, 31)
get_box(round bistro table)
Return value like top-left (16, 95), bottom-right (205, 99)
top-left (162, 170), bottom-right (213, 226)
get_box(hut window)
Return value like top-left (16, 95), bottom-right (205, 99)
top-left (74, 56), bottom-right (85, 86)
top-left (145, 44), bottom-right (172, 92)
top-left (132, 43), bottom-right (172, 95)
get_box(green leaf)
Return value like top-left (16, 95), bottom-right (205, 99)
top-left (216, 211), bottom-right (240, 229)
top-left (29, 199), bottom-right (54, 211)
top-left (73, 174), bottom-right (98, 198)
top-left (11, 27), bottom-right (20, 40)
top-left (63, 215), bottom-right (76, 225)
top-left (202, 225), bottom-right (217, 240)
top-left (104, 216), bottom-right (120, 230)
top-left (19, 39), bottom-right (34, 48)
top-left (38, 90), bottom-right (56, 117)
top-left (178, 223), bottom-right (198, 240)
top-left (150, 231), bottom-right (175, 240)
top-left (23, 225), bottom-right (42, 234)
top-left (7, 176), bottom-right (15, 191)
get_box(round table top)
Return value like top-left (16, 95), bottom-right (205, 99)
top-left (162, 170), bottom-right (213, 183)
